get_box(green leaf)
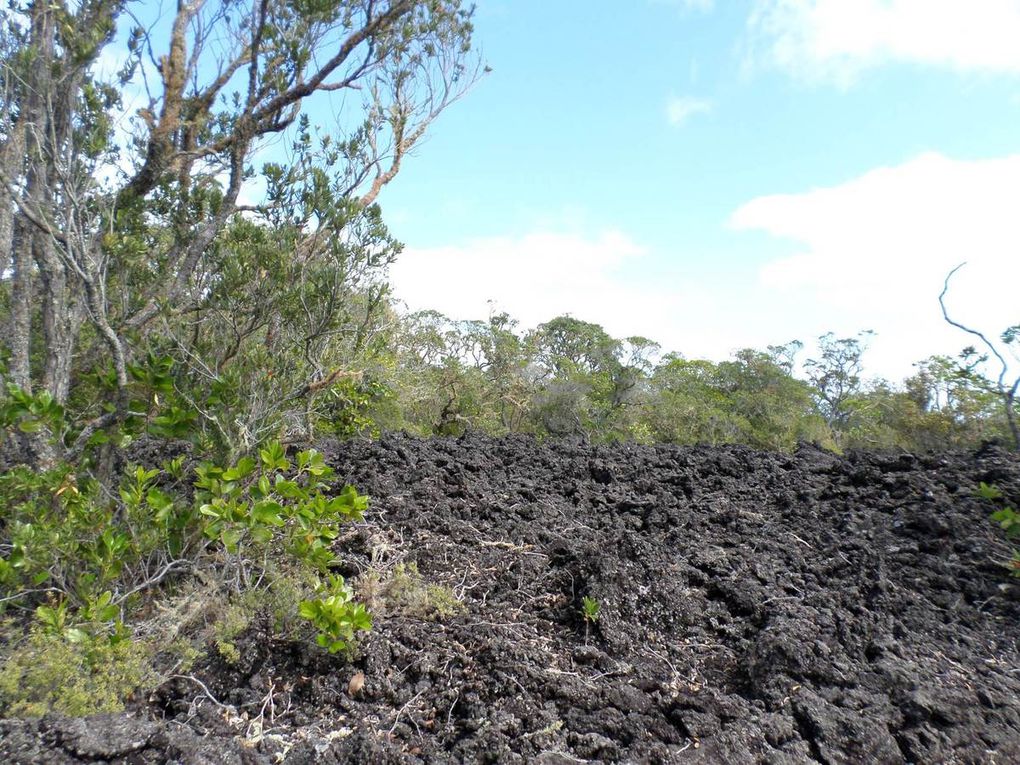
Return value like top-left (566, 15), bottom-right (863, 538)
top-left (252, 499), bottom-right (285, 526)
top-left (274, 478), bottom-right (303, 499)
top-left (976, 482), bottom-right (1004, 501)
top-left (298, 601), bottom-right (319, 620)
top-left (327, 639), bottom-right (347, 654)
top-left (134, 466), bottom-right (159, 484)
top-left (146, 488), bottom-right (173, 513)
top-left (199, 503), bottom-right (221, 518)
top-left (991, 507), bottom-right (1020, 537)
top-left (250, 526), bottom-right (273, 544)
top-left (220, 528), bottom-right (243, 552)
top-left (64, 628), bottom-right (90, 644)
top-left (223, 456), bottom-right (256, 482)
top-left (350, 606), bottom-right (372, 631)
top-left (260, 441), bottom-right (289, 471)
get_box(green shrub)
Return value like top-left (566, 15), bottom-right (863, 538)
top-left (0, 461), bottom-right (198, 610)
top-left (0, 629), bottom-right (154, 718)
top-left (0, 437), bottom-right (374, 679)
top-left (298, 574), bottom-right (372, 654)
top-left (181, 444), bottom-right (373, 653)
top-left (195, 441), bottom-right (368, 582)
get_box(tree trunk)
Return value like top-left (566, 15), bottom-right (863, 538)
top-left (7, 217), bottom-right (34, 391)
top-left (38, 237), bottom-right (82, 403)
top-left (6, 0), bottom-right (56, 393)
top-left (0, 122), bottom-right (24, 279)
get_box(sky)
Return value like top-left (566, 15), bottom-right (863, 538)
top-left (375, 0), bottom-right (1020, 383)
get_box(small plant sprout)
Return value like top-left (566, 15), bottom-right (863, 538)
top-left (976, 482), bottom-right (1020, 578)
top-left (581, 596), bottom-right (601, 643)
top-left (976, 482), bottom-right (1004, 501)
top-left (991, 505), bottom-right (1020, 542)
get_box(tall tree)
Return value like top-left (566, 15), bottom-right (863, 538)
top-left (529, 317), bottom-right (651, 438)
top-left (805, 331), bottom-right (874, 431)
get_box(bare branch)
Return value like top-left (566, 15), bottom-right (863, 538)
top-left (940, 263), bottom-right (1020, 450)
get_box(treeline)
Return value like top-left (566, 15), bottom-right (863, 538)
top-left (4, 204), bottom-right (1007, 460)
top-left (317, 309), bottom-right (1014, 453)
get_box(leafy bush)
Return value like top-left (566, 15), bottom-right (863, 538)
top-left (183, 443), bottom-right (374, 655)
top-left (0, 461), bottom-right (198, 610)
top-left (0, 435), bottom-right (374, 716)
top-left (195, 442), bottom-right (368, 583)
top-left (299, 575), bottom-right (372, 654)
top-left (1, 385), bottom-right (66, 439)
top-left (0, 438), bottom-right (371, 623)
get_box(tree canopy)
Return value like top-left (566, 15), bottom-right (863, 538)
top-left (0, 0), bottom-right (480, 463)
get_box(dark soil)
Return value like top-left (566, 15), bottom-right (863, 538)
top-left (3, 434), bottom-right (1020, 763)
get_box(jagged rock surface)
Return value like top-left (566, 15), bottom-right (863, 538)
top-left (3, 435), bottom-right (1019, 763)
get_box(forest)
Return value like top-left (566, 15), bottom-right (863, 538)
top-left (0, 1), bottom-right (1018, 762)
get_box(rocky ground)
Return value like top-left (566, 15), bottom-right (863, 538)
top-left (2, 434), bottom-right (1020, 764)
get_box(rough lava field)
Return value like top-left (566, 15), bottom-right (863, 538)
top-left (2, 433), bottom-right (1020, 764)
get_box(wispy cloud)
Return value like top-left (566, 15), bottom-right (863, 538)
top-left (665, 95), bottom-right (713, 126)
top-left (746, 0), bottom-right (1020, 85)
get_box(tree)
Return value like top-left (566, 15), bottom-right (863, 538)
top-left (529, 317), bottom-right (616, 436)
top-left (805, 331), bottom-right (874, 432)
top-left (388, 310), bottom-right (485, 435)
top-left (528, 317), bottom-right (654, 439)
top-left (939, 264), bottom-right (1020, 451)
top-left (0, 0), bottom-right (480, 464)
top-left (645, 347), bottom-right (828, 451)
top-left (161, 213), bottom-right (401, 454)
top-left (464, 311), bottom-right (534, 433)
top-left (719, 348), bottom-right (828, 450)
top-left (645, 355), bottom-right (743, 445)
top-left (843, 357), bottom-right (1006, 451)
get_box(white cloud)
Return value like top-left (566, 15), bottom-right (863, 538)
top-left (390, 227), bottom-right (765, 358)
top-left (731, 152), bottom-right (1020, 379)
top-left (389, 154), bottom-right (1020, 384)
top-left (387, 226), bottom-right (855, 378)
top-left (391, 230), bottom-right (649, 330)
top-left (747, 0), bottom-right (1020, 84)
top-left (665, 95), bottom-right (713, 126)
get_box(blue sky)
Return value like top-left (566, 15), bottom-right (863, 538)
top-left (377, 0), bottom-right (1020, 382)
